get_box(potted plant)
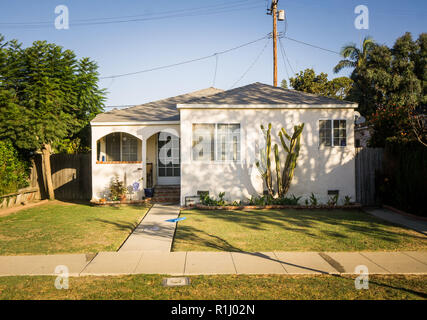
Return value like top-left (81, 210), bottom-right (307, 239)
top-left (109, 175), bottom-right (127, 202)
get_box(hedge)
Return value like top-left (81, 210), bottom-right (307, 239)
top-left (0, 140), bottom-right (29, 196)
top-left (378, 140), bottom-right (427, 216)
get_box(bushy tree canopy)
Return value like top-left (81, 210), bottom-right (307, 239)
top-left (0, 35), bottom-right (105, 151)
top-left (283, 68), bottom-right (353, 100)
top-left (347, 32), bottom-right (426, 116)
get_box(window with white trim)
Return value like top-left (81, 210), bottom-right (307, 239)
top-left (103, 132), bottom-right (139, 161)
top-left (192, 123), bottom-right (240, 161)
top-left (319, 120), bottom-right (347, 147)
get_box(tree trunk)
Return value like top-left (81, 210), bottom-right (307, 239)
top-left (41, 143), bottom-right (55, 200)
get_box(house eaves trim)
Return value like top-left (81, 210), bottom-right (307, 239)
top-left (177, 103), bottom-right (358, 109)
top-left (90, 121), bottom-right (180, 126)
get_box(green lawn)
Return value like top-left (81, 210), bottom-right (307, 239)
top-left (0, 274), bottom-right (425, 300)
top-left (0, 201), bottom-right (151, 255)
top-left (172, 209), bottom-right (427, 252)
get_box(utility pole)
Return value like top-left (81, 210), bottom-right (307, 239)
top-left (267, 0), bottom-right (278, 87)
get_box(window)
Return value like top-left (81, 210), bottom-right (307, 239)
top-left (192, 124), bottom-right (215, 161)
top-left (216, 124), bottom-right (240, 161)
top-left (192, 123), bottom-right (240, 161)
top-left (158, 133), bottom-right (180, 177)
top-left (102, 132), bottom-right (139, 162)
top-left (319, 120), bottom-right (347, 147)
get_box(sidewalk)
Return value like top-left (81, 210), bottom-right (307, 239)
top-left (118, 203), bottom-right (180, 252)
top-left (0, 251), bottom-right (426, 277)
top-left (364, 208), bottom-right (427, 236)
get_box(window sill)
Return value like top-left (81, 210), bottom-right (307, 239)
top-left (96, 161), bottom-right (142, 164)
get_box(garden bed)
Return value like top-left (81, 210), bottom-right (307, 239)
top-left (90, 199), bottom-right (150, 206)
top-left (183, 203), bottom-right (362, 210)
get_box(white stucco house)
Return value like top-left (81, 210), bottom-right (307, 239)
top-left (91, 82), bottom-right (358, 205)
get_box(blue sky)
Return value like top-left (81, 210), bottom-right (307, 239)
top-left (0, 0), bottom-right (426, 106)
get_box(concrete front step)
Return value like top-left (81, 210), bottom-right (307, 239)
top-left (153, 191), bottom-right (180, 195)
top-left (152, 198), bottom-right (180, 203)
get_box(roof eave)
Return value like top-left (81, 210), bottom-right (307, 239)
top-left (177, 103), bottom-right (358, 109)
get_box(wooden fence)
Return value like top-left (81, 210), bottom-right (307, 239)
top-left (355, 147), bottom-right (384, 206)
top-left (30, 154), bottom-right (92, 200)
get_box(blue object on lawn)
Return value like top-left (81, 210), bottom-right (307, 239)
top-left (165, 217), bottom-right (186, 223)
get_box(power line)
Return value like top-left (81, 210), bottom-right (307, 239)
top-left (281, 35), bottom-right (341, 55)
top-left (229, 38), bottom-right (270, 89)
top-left (212, 53), bottom-right (219, 87)
top-left (100, 34), bottom-right (270, 80)
top-left (278, 37), bottom-right (295, 75)
top-left (0, 1), bottom-right (263, 29)
top-left (278, 37), bottom-right (291, 83)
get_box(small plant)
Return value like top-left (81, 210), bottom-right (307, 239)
top-left (200, 192), bottom-right (227, 206)
top-left (217, 192), bottom-right (226, 206)
top-left (304, 199), bottom-right (309, 206)
top-left (109, 175), bottom-right (127, 201)
top-left (231, 200), bottom-right (241, 206)
top-left (309, 193), bottom-right (318, 206)
top-left (327, 194), bottom-right (339, 206)
top-left (272, 194), bottom-right (301, 205)
top-left (344, 195), bottom-right (352, 206)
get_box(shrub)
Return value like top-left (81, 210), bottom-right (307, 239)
top-left (200, 192), bottom-right (226, 206)
top-left (109, 175), bottom-right (127, 201)
top-left (0, 140), bottom-right (29, 196)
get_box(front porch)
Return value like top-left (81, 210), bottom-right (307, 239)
top-left (90, 123), bottom-right (181, 202)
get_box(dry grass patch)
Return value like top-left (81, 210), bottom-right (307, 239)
top-left (0, 201), bottom-right (151, 255)
top-left (0, 274), bottom-right (425, 300)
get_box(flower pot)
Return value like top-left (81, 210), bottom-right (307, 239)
top-left (144, 188), bottom-right (154, 198)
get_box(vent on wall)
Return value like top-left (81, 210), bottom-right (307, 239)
top-left (328, 190), bottom-right (339, 196)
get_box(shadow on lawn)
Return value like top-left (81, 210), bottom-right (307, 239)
top-left (90, 218), bottom-right (140, 232)
top-left (174, 228), bottom-right (427, 299)
top-left (182, 209), bottom-right (427, 245)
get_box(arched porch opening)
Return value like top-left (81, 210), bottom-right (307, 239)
top-left (96, 132), bottom-right (142, 163)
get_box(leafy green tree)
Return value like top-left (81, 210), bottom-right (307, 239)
top-left (333, 36), bottom-right (376, 74)
top-left (0, 35), bottom-right (105, 199)
top-left (327, 77), bottom-right (354, 100)
top-left (289, 69), bottom-right (329, 95)
top-left (280, 79), bottom-right (288, 89)
top-left (284, 68), bottom-right (353, 100)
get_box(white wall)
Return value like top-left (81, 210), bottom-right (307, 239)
top-left (90, 123), bottom-right (179, 200)
top-left (179, 107), bottom-right (356, 205)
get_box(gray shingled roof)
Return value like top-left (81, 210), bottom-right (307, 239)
top-left (184, 82), bottom-right (357, 105)
top-left (92, 82), bottom-right (356, 123)
top-left (92, 87), bottom-right (223, 122)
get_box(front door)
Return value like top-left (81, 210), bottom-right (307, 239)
top-left (157, 132), bottom-right (180, 185)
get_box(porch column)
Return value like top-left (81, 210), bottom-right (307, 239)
top-left (142, 138), bottom-right (147, 189)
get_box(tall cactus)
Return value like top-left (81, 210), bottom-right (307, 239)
top-left (273, 144), bottom-right (283, 197)
top-left (255, 124), bottom-right (273, 196)
top-left (278, 124), bottom-right (304, 197)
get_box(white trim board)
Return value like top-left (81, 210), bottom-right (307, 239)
top-left (90, 121), bottom-right (180, 126)
top-left (177, 104), bottom-right (357, 109)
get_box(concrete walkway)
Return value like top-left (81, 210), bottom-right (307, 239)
top-left (364, 208), bottom-right (427, 236)
top-left (118, 203), bottom-right (180, 252)
top-left (0, 251), bottom-right (426, 277)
